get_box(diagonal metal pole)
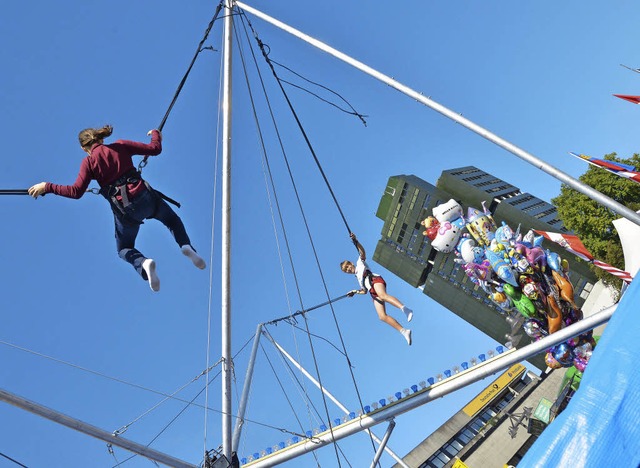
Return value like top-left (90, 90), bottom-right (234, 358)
top-left (236, 1), bottom-right (640, 228)
top-left (0, 388), bottom-right (197, 468)
top-left (370, 419), bottom-right (396, 468)
top-left (263, 331), bottom-right (410, 467)
top-left (232, 324), bottom-right (263, 452)
top-left (246, 303), bottom-right (616, 467)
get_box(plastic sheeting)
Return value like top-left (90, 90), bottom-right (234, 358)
top-left (519, 277), bottom-right (640, 467)
top-left (612, 210), bottom-right (640, 279)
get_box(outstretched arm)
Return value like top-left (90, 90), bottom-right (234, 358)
top-left (28, 158), bottom-right (93, 199)
top-left (350, 232), bottom-right (366, 260)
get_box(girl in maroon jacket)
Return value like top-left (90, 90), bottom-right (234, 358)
top-left (28, 125), bottom-right (205, 292)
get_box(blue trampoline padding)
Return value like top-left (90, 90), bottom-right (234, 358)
top-left (519, 278), bottom-right (640, 468)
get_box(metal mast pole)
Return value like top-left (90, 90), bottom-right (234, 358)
top-left (235, 1), bottom-right (640, 228)
top-left (221, 0), bottom-right (234, 461)
top-left (0, 389), bottom-right (197, 468)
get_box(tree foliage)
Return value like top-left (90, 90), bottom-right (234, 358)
top-left (552, 153), bottom-right (640, 290)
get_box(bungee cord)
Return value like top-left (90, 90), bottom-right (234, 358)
top-left (238, 8), bottom-right (379, 459)
top-left (138, 1), bottom-right (225, 171)
top-left (233, 19), bottom-right (341, 464)
top-left (4, 2), bottom-right (382, 465)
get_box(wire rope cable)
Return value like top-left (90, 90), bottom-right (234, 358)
top-left (0, 451), bottom-right (28, 468)
top-left (234, 15), bottom-right (352, 466)
top-left (232, 19), bottom-right (326, 450)
top-left (138, 1), bottom-right (225, 171)
top-left (202, 19), bottom-right (226, 461)
top-left (260, 342), bottom-right (323, 467)
top-left (238, 9), bottom-right (377, 457)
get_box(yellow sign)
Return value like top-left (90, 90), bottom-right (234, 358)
top-left (452, 458), bottom-right (469, 468)
top-left (462, 363), bottom-right (526, 417)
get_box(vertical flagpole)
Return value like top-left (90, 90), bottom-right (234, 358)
top-left (235, 1), bottom-right (640, 228)
top-left (221, 0), bottom-right (234, 461)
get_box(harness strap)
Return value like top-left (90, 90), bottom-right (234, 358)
top-left (363, 270), bottom-right (375, 291)
top-left (98, 170), bottom-right (181, 222)
top-left (150, 186), bottom-right (181, 208)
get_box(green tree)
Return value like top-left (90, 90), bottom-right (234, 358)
top-left (552, 153), bottom-right (640, 291)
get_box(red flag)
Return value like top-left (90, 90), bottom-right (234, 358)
top-left (534, 230), bottom-right (634, 283)
top-left (613, 94), bottom-right (640, 104)
top-left (533, 231), bottom-right (593, 260)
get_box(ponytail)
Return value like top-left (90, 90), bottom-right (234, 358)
top-left (78, 124), bottom-right (113, 150)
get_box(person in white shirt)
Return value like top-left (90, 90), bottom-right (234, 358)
top-left (341, 233), bottom-right (413, 345)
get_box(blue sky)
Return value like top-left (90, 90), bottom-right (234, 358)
top-left (1, 1), bottom-right (639, 467)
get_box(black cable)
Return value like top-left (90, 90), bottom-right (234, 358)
top-left (270, 59), bottom-right (367, 126)
top-left (266, 293), bottom-right (350, 326)
top-left (110, 334), bottom-right (308, 467)
top-left (139, 1), bottom-right (224, 171)
top-left (0, 189), bottom-right (29, 195)
top-left (0, 451), bottom-right (29, 468)
top-left (234, 16), bottom-right (345, 467)
top-left (237, 13), bottom-right (373, 466)
top-left (240, 12), bottom-right (356, 244)
top-left (279, 323), bottom-right (349, 358)
top-left (239, 10), bottom-right (376, 458)
top-left (260, 343), bottom-right (322, 466)
top-left (262, 332), bottom-right (353, 468)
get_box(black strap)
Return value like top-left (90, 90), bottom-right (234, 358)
top-left (153, 189), bottom-right (181, 208)
top-left (363, 270), bottom-right (376, 291)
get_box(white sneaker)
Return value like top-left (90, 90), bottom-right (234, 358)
top-left (402, 306), bottom-right (413, 322)
top-left (142, 258), bottom-right (160, 292)
top-left (181, 245), bottom-right (206, 270)
top-left (401, 328), bottom-right (412, 346)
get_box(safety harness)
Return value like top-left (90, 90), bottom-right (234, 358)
top-left (99, 169), bottom-right (181, 222)
top-left (362, 269), bottom-right (385, 305)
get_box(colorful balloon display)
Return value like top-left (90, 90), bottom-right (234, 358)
top-left (422, 199), bottom-right (596, 371)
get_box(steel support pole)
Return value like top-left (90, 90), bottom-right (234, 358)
top-left (0, 389), bottom-right (197, 468)
top-left (221, 0), bottom-right (234, 461)
top-left (232, 324), bottom-right (264, 452)
top-left (370, 419), bottom-right (396, 468)
top-left (236, 1), bottom-right (640, 228)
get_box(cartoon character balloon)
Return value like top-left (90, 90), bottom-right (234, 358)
top-left (466, 207), bottom-right (497, 247)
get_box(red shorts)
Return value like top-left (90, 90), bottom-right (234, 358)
top-left (368, 276), bottom-right (386, 299)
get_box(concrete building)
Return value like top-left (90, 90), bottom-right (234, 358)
top-left (395, 364), bottom-right (571, 468)
top-left (373, 167), bottom-right (598, 370)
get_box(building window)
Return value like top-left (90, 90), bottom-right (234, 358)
top-left (487, 184), bottom-right (511, 193)
top-left (398, 183), bottom-right (408, 204)
top-left (408, 231), bottom-right (419, 250)
top-left (409, 189), bottom-right (419, 210)
top-left (397, 223), bottom-right (409, 244)
top-left (422, 194), bottom-right (432, 209)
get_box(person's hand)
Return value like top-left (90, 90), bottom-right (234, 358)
top-left (28, 182), bottom-right (47, 199)
top-left (147, 129), bottom-right (162, 141)
top-left (350, 232), bottom-right (357, 242)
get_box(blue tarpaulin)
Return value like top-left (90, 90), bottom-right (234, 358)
top-left (519, 277), bottom-right (640, 467)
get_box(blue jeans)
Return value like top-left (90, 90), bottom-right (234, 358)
top-left (114, 188), bottom-right (191, 280)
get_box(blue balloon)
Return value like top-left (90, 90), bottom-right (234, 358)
top-left (552, 342), bottom-right (575, 367)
